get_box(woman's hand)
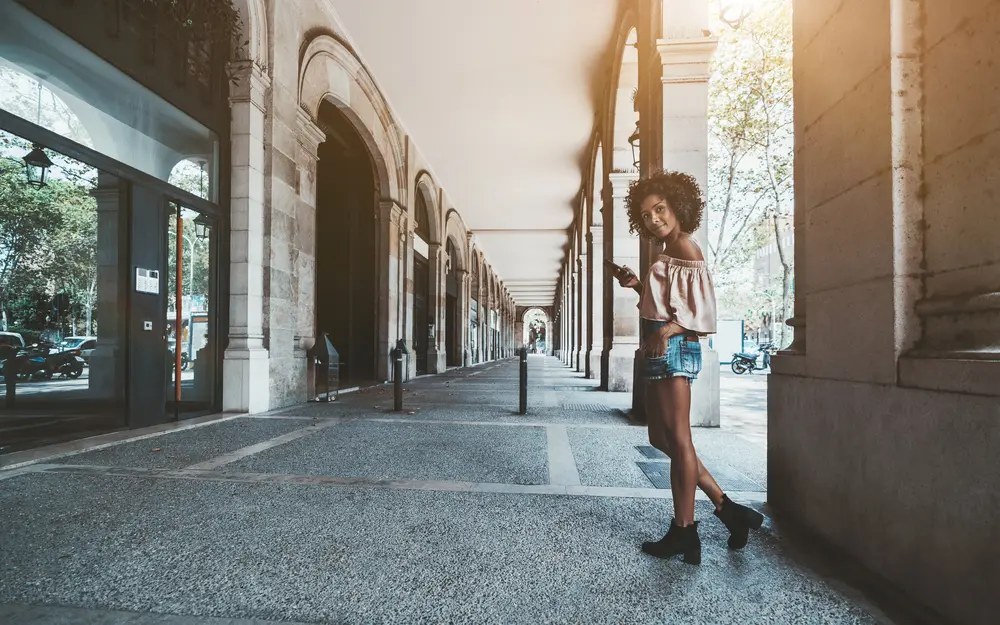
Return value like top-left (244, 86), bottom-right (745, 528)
top-left (642, 322), bottom-right (685, 357)
top-left (616, 265), bottom-right (639, 289)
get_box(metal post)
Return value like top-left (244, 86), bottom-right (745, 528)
top-left (394, 352), bottom-right (403, 411)
top-left (519, 346), bottom-right (528, 415)
top-left (393, 339), bottom-right (408, 412)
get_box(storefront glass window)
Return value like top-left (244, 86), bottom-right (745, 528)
top-left (0, 1), bottom-right (219, 202)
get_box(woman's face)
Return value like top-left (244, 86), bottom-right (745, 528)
top-left (639, 194), bottom-right (679, 241)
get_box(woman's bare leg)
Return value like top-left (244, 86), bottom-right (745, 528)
top-left (646, 380), bottom-right (725, 510)
top-left (659, 377), bottom-right (699, 525)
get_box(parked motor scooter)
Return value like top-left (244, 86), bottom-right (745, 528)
top-left (12, 341), bottom-right (85, 380)
top-left (731, 342), bottom-right (775, 375)
top-left (47, 348), bottom-right (86, 379)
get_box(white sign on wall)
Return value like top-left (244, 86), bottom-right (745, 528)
top-left (135, 267), bottom-right (160, 294)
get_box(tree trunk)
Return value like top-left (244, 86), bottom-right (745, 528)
top-left (86, 275), bottom-right (96, 335)
top-left (771, 213), bottom-right (792, 347)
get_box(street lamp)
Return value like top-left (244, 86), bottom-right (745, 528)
top-left (720, 1), bottom-right (753, 30)
top-left (628, 121), bottom-right (641, 169)
top-left (22, 144), bottom-right (53, 187)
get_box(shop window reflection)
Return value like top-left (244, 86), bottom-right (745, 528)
top-left (166, 203), bottom-right (215, 418)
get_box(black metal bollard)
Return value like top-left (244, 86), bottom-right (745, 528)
top-left (392, 339), bottom-right (408, 412)
top-left (518, 346), bottom-right (528, 415)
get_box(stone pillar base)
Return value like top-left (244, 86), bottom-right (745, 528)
top-left (606, 343), bottom-right (638, 392)
top-left (223, 344), bottom-right (270, 413)
top-left (585, 349), bottom-right (596, 379)
top-left (428, 348), bottom-right (446, 374)
top-left (87, 345), bottom-right (120, 400)
top-left (691, 345), bottom-right (720, 427)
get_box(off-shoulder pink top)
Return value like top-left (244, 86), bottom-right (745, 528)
top-left (638, 255), bottom-right (717, 334)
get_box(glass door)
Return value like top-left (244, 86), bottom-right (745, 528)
top-left (165, 202), bottom-right (217, 419)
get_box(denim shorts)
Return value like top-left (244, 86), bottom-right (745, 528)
top-left (642, 320), bottom-right (702, 382)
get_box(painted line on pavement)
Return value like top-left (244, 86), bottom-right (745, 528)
top-left (184, 419), bottom-right (345, 470)
top-left (249, 416), bottom-right (634, 430)
top-left (546, 426), bottom-right (581, 486)
top-left (30, 464), bottom-right (768, 504)
top-left (0, 463), bottom-right (62, 482)
top-left (0, 412), bottom-right (247, 471)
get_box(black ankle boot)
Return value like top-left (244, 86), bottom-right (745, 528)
top-left (714, 494), bottom-right (764, 550)
top-left (641, 520), bottom-right (701, 565)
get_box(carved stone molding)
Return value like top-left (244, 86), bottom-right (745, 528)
top-left (913, 291), bottom-right (1000, 357)
top-left (295, 107), bottom-right (326, 157)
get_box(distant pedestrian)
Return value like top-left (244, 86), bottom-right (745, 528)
top-left (612, 170), bottom-right (763, 565)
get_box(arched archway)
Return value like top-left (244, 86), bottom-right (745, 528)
top-left (613, 27), bottom-right (640, 173)
top-left (444, 210), bottom-right (468, 367)
top-left (412, 187), bottom-right (432, 375)
top-left (445, 236), bottom-right (463, 366)
top-left (314, 98), bottom-right (378, 384)
top-left (602, 19), bottom-right (643, 393)
top-left (168, 158), bottom-right (210, 200)
top-left (298, 33), bottom-right (408, 383)
top-left (522, 308), bottom-right (551, 355)
top-left (588, 139), bottom-right (606, 383)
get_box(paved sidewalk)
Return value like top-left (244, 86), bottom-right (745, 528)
top-left (0, 357), bottom-right (892, 624)
top-left (719, 368), bottom-right (768, 449)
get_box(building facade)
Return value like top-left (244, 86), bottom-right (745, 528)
top-left (0, 0), bottom-right (519, 450)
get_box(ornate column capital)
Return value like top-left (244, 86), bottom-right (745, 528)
top-left (295, 107), bottom-right (326, 158)
top-left (228, 61), bottom-right (270, 113)
top-left (657, 36), bottom-right (718, 84)
top-left (389, 204), bottom-right (405, 227)
top-left (609, 172), bottom-right (638, 198)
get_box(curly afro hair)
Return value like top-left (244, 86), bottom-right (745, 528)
top-left (624, 170), bottom-right (705, 240)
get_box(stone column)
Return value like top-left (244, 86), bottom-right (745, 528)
top-left (88, 173), bottom-right (123, 402)
top-left (605, 172), bottom-right (641, 391)
top-left (427, 243), bottom-right (446, 373)
top-left (587, 226), bottom-right (604, 380)
top-left (457, 269), bottom-right (469, 367)
top-left (405, 228), bottom-right (415, 381)
top-left (561, 272), bottom-right (569, 364)
top-left (565, 275), bottom-right (571, 365)
top-left (657, 12), bottom-right (719, 426)
top-left (566, 269), bottom-right (573, 366)
top-left (294, 108), bottom-right (325, 398)
top-left (223, 61), bottom-right (270, 413)
top-left (376, 200), bottom-right (405, 381)
top-left (576, 254), bottom-right (587, 372)
top-left (567, 268), bottom-right (576, 368)
top-left (484, 279), bottom-right (492, 362)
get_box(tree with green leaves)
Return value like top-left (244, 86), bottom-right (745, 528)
top-left (707, 0), bottom-right (794, 346)
top-left (0, 159), bottom-right (64, 330)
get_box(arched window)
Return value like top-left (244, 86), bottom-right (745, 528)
top-left (168, 159), bottom-right (210, 200)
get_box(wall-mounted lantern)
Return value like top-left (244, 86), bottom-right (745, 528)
top-left (628, 122), bottom-right (641, 169)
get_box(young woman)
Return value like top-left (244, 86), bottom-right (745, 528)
top-left (613, 170), bottom-right (763, 565)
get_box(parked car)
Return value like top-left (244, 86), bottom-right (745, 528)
top-left (0, 331), bottom-right (25, 351)
top-left (58, 336), bottom-right (97, 363)
top-left (741, 338), bottom-right (761, 355)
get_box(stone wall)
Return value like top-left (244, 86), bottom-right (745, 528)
top-left (771, 2), bottom-right (1000, 623)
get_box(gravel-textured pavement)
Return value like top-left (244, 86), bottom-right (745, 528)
top-left (0, 356), bottom-right (892, 624)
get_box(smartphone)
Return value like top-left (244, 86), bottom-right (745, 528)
top-left (604, 259), bottom-right (634, 280)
